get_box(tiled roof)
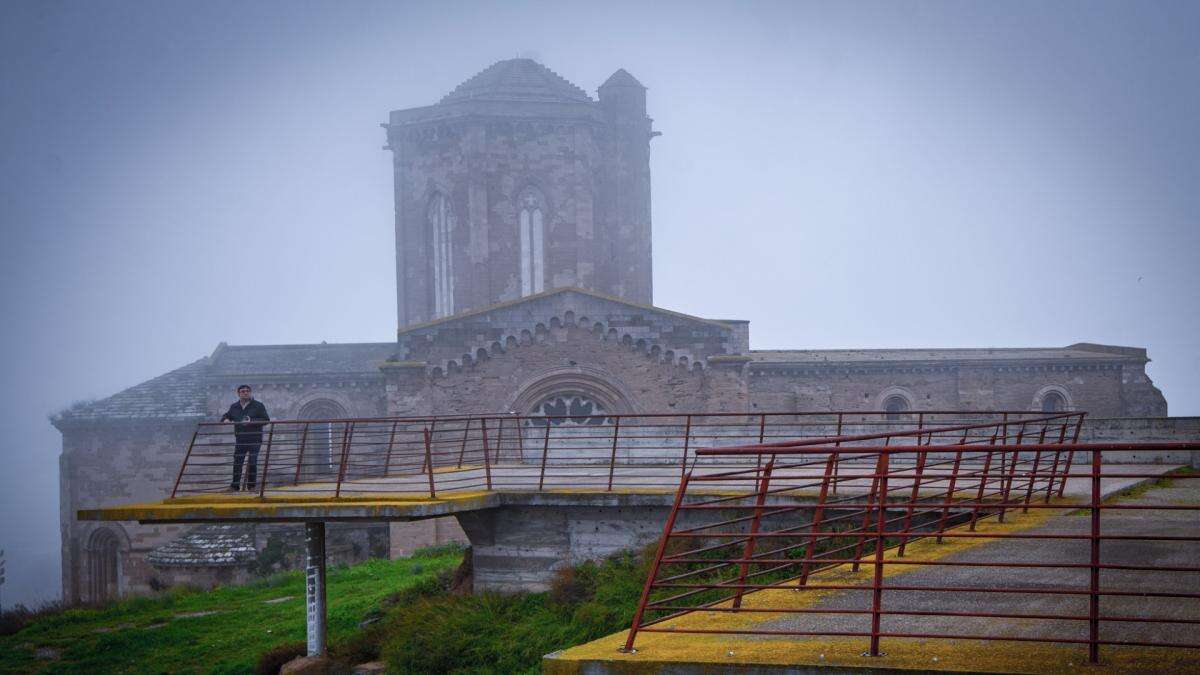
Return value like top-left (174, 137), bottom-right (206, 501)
top-left (748, 345), bottom-right (1144, 365)
top-left (57, 342), bottom-right (396, 422)
top-left (55, 358), bottom-right (209, 421)
top-left (440, 58), bottom-right (592, 105)
top-left (209, 342), bottom-right (396, 376)
top-left (146, 524), bottom-right (257, 567)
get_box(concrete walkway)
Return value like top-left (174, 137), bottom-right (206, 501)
top-left (545, 475), bottom-right (1200, 674)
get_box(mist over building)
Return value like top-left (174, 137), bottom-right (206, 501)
top-left (52, 58), bottom-right (1172, 602)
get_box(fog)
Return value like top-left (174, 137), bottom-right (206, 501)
top-left (1, 0), bottom-right (1197, 607)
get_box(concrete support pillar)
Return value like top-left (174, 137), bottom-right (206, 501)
top-left (305, 521), bottom-right (327, 657)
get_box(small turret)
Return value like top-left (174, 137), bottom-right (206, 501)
top-left (598, 68), bottom-right (646, 117)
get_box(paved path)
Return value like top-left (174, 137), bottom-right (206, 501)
top-left (546, 474), bottom-right (1200, 674)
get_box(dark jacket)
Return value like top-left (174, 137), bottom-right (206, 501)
top-left (222, 399), bottom-right (270, 439)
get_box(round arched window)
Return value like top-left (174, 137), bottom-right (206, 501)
top-left (884, 395), bottom-right (910, 422)
top-left (526, 393), bottom-right (610, 427)
top-left (1042, 391), bottom-right (1067, 413)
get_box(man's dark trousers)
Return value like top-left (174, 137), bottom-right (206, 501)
top-left (232, 433), bottom-right (262, 490)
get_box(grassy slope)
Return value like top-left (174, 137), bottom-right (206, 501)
top-left (0, 549), bottom-right (463, 674)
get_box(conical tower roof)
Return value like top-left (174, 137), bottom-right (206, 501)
top-left (440, 58), bottom-right (592, 105)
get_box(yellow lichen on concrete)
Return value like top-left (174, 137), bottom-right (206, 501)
top-left (545, 504), bottom-right (1194, 674)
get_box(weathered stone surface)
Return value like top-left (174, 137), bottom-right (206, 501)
top-left (54, 57), bottom-right (1184, 606)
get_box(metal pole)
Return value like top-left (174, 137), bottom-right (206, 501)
top-left (258, 424), bottom-right (275, 499)
top-left (294, 423), bottom-right (309, 486)
top-left (679, 415), bottom-right (692, 480)
top-left (731, 459), bottom-right (775, 609)
top-left (171, 427), bottom-right (201, 499)
top-left (481, 418), bottom-right (493, 491)
top-left (1088, 447), bottom-right (1101, 664)
top-left (457, 418), bottom-right (471, 469)
top-left (622, 472), bottom-right (691, 653)
top-left (607, 417), bottom-right (621, 492)
top-left (538, 423), bottom-right (551, 491)
top-left (305, 522), bottom-right (327, 657)
top-left (868, 451), bottom-right (890, 657)
top-left (383, 420), bottom-right (399, 477)
top-left (334, 422), bottom-right (354, 499)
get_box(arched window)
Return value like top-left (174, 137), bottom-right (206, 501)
top-left (884, 395), bottom-right (910, 422)
top-left (526, 393), bottom-right (611, 427)
top-left (298, 399), bottom-right (350, 476)
top-left (87, 528), bottom-right (121, 602)
top-left (427, 193), bottom-right (455, 318)
top-left (1042, 391), bottom-right (1067, 413)
top-left (518, 187), bottom-right (545, 296)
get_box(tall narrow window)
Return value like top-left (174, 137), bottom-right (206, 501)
top-left (518, 187), bottom-right (545, 296)
top-left (428, 193), bottom-right (454, 317)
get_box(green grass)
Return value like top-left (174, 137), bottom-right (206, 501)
top-left (362, 549), bottom-right (651, 675)
top-left (0, 546), bottom-right (464, 674)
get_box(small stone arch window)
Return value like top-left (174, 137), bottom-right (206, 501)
top-left (518, 187), bottom-right (545, 297)
top-left (427, 192), bottom-right (455, 317)
top-left (1041, 391), bottom-right (1067, 413)
top-left (883, 395), bottom-right (911, 422)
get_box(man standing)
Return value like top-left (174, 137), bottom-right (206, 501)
top-left (222, 385), bottom-right (270, 491)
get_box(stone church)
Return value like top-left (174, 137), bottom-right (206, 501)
top-left (54, 58), bottom-right (1171, 603)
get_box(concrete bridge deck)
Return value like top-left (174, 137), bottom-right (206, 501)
top-left (79, 462), bottom-right (1177, 524)
top-left (545, 477), bottom-right (1200, 674)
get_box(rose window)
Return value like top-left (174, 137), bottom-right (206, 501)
top-left (527, 394), bottom-right (610, 426)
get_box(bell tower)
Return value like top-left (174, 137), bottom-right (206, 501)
top-left (383, 59), bottom-right (656, 328)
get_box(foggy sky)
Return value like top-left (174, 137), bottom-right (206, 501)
top-left (2, 0), bottom-right (1197, 607)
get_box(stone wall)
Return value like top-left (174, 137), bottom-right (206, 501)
top-left (387, 73), bottom-right (654, 327)
top-left (57, 419), bottom-right (195, 603)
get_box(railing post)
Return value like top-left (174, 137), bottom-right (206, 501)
top-left (1058, 413), bottom-right (1086, 498)
top-left (514, 412), bottom-right (526, 464)
top-left (494, 416), bottom-right (506, 464)
top-left (832, 413), bottom-right (843, 494)
top-left (382, 420), bottom-right (399, 477)
top-left (480, 418), bottom-right (493, 491)
top-left (422, 420), bottom-right (438, 474)
top-left (1044, 423), bottom-right (1069, 503)
top-left (294, 423), bottom-right (309, 486)
top-left (897, 433), bottom-right (927, 557)
top-left (423, 427), bottom-right (437, 499)
top-left (258, 424), bottom-right (275, 499)
top-left (853, 439), bottom-right (886, 573)
top-left (1088, 446), bottom-right (1101, 664)
top-left (679, 414), bottom-right (692, 480)
top-left (732, 459), bottom-right (775, 609)
top-left (998, 422), bottom-right (1026, 523)
top-left (171, 426), bottom-right (201, 499)
top-left (969, 433), bottom-right (997, 531)
top-left (334, 422), bottom-right (354, 499)
top-left (936, 430), bottom-right (968, 544)
top-left (538, 423), bottom-right (551, 491)
top-left (755, 413), bottom-right (766, 472)
top-left (869, 450), bottom-right (890, 657)
top-left (800, 453), bottom-right (836, 586)
top-left (1023, 424), bottom-right (1048, 512)
top-left (607, 417), bottom-right (622, 492)
top-left (457, 418), bottom-right (471, 469)
top-left (622, 472), bottom-right (692, 653)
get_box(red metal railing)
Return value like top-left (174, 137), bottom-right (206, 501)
top-left (622, 420), bottom-right (1200, 665)
top-left (169, 411), bottom-right (1082, 499)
